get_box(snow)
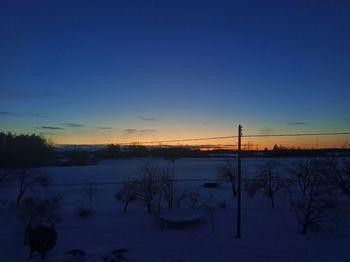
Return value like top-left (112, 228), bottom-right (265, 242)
top-left (1, 158), bottom-right (350, 261)
top-left (160, 209), bottom-right (205, 223)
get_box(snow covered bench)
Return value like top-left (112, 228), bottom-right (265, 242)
top-left (159, 209), bottom-right (205, 232)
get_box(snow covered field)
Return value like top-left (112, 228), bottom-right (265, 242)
top-left (1, 158), bottom-right (350, 261)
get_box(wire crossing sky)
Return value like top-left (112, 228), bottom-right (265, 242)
top-left (1, 0), bottom-right (350, 147)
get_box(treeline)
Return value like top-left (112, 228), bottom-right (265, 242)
top-left (250, 147), bottom-right (350, 158)
top-left (0, 132), bottom-right (53, 168)
top-left (95, 144), bottom-right (203, 160)
top-left (58, 144), bottom-right (350, 166)
top-left (53, 145), bottom-right (204, 166)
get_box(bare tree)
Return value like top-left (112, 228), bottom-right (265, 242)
top-left (290, 181), bottom-right (338, 235)
top-left (116, 163), bottom-right (162, 213)
top-left (18, 194), bottom-right (61, 227)
top-left (116, 162), bottom-right (185, 213)
top-left (217, 160), bottom-right (237, 197)
top-left (288, 159), bottom-right (317, 196)
top-left (189, 191), bottom-right (202, 209)
top-left (288, 159), bottom-right (339, 235)
top-left (18, 193), bottom-right (60, 249)
top-left (159, 162), bottom-right (176, 209)
top-left (15, 169), bottom-right (52, 204)
top-left (81, 182), bottom-right (98, 204)
top-left (245, 160), bottom-right (283, 208)
top-left (325, 157), bottom-right (350, 197)
top-left (116, 161), bottom-right (186, 213)
top-left (137, 164), bottom-right (162, 213)
top-left (174, 189), bottom-right (188, 208)
top-left (115, 181), bottom-right (138, 213)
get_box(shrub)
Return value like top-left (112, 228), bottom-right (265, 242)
top-left (17, 194), bottom-right (61, 226)
top-left (74, 206), bottom-right (94, 218)
top-left (218, 200), bottom-right (227, 209)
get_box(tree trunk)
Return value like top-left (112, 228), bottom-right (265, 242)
top-left (270, 195), bottom-right (275, 208)
top-left (123, 200), bottom-right (131, 213)
top-left (16, 169), bottom-right (27, 204)
top-left (301, 221), bottom-right (309, 235)
top-left (230, 180), bottom-right (237, 197)
top-left (146, 200), bottom-right (152, 213)
top-left (16, 188), bottom-right (26, 204)
top-left (301, 192), bottom-right (313, 235)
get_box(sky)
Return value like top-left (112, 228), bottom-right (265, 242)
top-left (1, 0), bottom-right (350, 148)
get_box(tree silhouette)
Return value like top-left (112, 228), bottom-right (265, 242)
top-left (0, 132), bottom-right (52, 168)
top-left (246, 160), bottom-right (283, 208)
top-left (217, 160), bottom-right (237, 197)
top-left (288, 159), bottom-right (339, 235)
top-left (0, 132), bottom-right (53, 203)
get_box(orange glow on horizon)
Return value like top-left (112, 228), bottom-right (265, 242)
top-left (48, 133), bottom-right (350, 150)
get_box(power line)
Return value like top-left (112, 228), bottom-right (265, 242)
top-left (125, 135), bottom-right (237, 144)
top-left (123, 132), bottom-right (350, 145)
top-left (243, 132), bottom-right (350, 138)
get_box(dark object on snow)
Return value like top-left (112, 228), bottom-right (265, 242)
top-left (203, 182), bottom-right (219, 188)
top-left (112, 248), bottom-right (129, 255)
top-left (113, 248), bottom-right (129, 260)
top-left (26, 224), bottom-right (57, 259)
top-left (66, 248), bottom-right (86, 256)
top-left (102, 249), bottom-right (130, 262)
top-left (101, 255), bottom-right (120, 262)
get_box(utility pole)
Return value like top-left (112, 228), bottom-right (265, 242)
top-left (236, 124), bottom-right (242, 239)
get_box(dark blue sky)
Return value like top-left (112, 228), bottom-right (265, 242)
top-left (1, 0), bottom-right (349, 146)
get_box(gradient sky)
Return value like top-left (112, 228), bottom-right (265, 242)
top-left (1, 0), bottom-right (350, 147)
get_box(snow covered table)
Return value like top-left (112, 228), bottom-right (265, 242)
top-left (159, 209), bottom-right (205, 232)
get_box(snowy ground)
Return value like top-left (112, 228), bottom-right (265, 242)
top-left (1, 158), bottom-right (349, 261)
